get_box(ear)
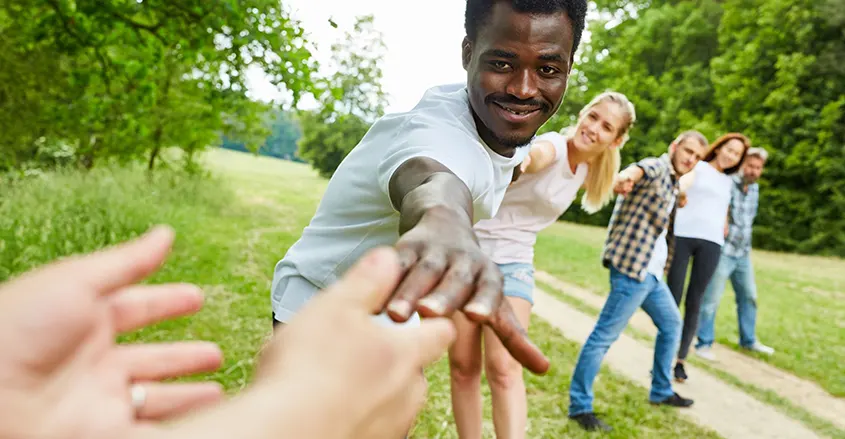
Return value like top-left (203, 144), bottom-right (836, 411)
top-left (610, 135), bottom-right (625, 150)
top-left (462, 37), bottom-right (472, 70)
top-left (669, 141), bottom-right (677, 155)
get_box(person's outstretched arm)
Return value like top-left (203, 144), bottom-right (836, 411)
top-left (0, 228), bottom-right (456, 439)
top-left (384, 157), bottom-right (549, 375)
top-left (613, 164), bottom-right (645, 196)
top-left (160, 247), bottom-right (457, 439)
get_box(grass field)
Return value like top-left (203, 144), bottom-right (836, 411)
top-left (2, 147), bottom-right (838, 438)
top-left (535, 220), bottom-right (845, 398)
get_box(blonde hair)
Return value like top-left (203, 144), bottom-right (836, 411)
top-left (565, 91), bottom-right (637, 213)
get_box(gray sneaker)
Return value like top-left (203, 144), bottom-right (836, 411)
top-left (695, 346), bottom-right (716, 361)
top-left (745, 341), bottom-right (775, 355)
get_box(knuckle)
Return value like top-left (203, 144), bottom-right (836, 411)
top-left (449, 249), bottom-right (471, 261)
top-left (482, 265), bottom-right (504, 284)
top-left (479, 277), bottom-right (504, 293)
top-left (419, 255), bottom-right (447, 272)
top-left (450, 268), bottom-right (475, 285)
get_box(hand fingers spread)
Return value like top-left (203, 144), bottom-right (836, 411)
top-left (110, 283), bottom-right (204, 333)
top-left (386, 250), bottom-right (448, 322)
top-left (326, 246), bottom-right (402, 314)
top-left (486, 300), bottom-right (550, 375)
top-left (461, 263), bottom-right (503, 321)
top-left (417, 256), bottom-right (477, 317)
top-left (117, 342), bottom-right (223, 381)
top-left (133, 381), bottom-right (223, 421)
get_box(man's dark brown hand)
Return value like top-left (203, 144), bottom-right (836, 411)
top-left (385, 207), bottom-right (550, 375)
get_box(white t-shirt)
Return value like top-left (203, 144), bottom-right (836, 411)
top-left (646, 191), bottom-right (676, 278)
top-left (474, 131), bottom-right (588, 265)
top-left (274, 83), bottom-right (530, 293)
top-left (674, 161), bottom-right (733, 245)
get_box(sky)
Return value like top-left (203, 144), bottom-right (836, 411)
top-left (246, 0), bottom-right (469, 114)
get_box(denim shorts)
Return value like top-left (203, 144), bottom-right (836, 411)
top-left (499, 262), bottom-right (536, 306)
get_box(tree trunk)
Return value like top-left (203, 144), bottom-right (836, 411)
top-left (148, 124), bottom-right (163, 171)
top-left (147, 145), bottom-right (160, 171)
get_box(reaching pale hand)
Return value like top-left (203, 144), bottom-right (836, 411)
top-left (0, 226), bottom-right (224, 439)
top-left (251, 247), bottom-right (457, 439)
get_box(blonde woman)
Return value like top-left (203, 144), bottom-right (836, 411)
top-left (448, 91), bottom-right (637, 439)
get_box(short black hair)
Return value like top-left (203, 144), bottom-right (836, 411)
top-left (465, 0), bottom-right (588, 55)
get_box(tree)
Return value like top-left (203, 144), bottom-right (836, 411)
top-left (221, 109), bottom-right (303, 161)
top-left (710, 0), bottom-right (845, 254)
top-left (0, 0), bottom-right (320, 172)
top-left (547, 0), bottom-right (845, 256)
top-left (297, 15), bottom-right (389, 178)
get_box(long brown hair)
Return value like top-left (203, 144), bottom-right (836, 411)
top-left (704, 133), bottom-right (751, 175)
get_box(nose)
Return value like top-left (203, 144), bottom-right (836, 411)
top-left (584, 118), bottom-right (598, 134)
top-left (505, 69), bottom-right (539, 101)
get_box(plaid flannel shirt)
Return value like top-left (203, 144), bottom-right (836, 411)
top-left (602, 153), bottom-right (680, 282)
top-left (722, 175), bottom-right (759, 258)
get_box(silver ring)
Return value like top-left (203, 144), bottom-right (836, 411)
top-left (130, 384), bottom-right (147, 411)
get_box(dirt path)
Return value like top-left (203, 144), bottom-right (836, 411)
top-left (535, 270), bottom-right (845, 432)
top-left (531, 287), bottom-right (823, 439)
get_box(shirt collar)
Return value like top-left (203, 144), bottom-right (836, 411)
top-left (659, 153), bottom-right (678, 179)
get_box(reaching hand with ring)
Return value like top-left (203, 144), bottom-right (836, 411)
top-left (0, 226), bottom-right (224, 439)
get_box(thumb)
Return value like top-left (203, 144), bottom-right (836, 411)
top-left (396, 318), bottom-right (456, 368)
top-left (327, 247), bottom-right (402, 314)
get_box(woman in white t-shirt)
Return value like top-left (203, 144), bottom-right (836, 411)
top-left (668, 133), bottom-right (750, 383)
top-left (448, 92), bottom-right (637, 439)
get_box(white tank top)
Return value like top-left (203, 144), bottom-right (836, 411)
top-left (673, 161), bottom-right (733, 245)
top-left (473, 131), bottom-right (588, 264)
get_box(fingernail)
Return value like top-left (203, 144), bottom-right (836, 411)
top-left (388, 300), bottom-right (411, 317)
top-left (419, 297), bottom-right (445, 315)
top-left (463, 302), bottom-right (491, 317)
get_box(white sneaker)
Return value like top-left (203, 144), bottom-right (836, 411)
top-left (695, 346), bottom-right (716, 361)
top-left (747, 342), bottom-right (775, 355)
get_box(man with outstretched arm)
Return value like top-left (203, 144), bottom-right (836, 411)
top-left (270, 0), bottom-right (589, 378)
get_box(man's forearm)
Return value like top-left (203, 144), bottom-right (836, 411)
top-left (619, 165), bottom-right (645, 184)
top-left (388, 158), bottom-right (474, 235)
top-left (397, 172), bottom-right (473, 234)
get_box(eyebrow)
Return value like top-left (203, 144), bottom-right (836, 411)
top-left (482, 49), bottom-right (568, 67)
top-left (538, 53), bottom-right (564, 62)
top-left (484, 49), bottom-right (518, 59)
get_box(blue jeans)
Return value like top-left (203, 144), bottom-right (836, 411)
top-left (569, 267), bottom-right (682, 416)
top-left (696, 254), bottom-right (758, 349)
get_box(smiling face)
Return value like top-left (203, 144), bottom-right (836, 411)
top-left (713, 139), bottom-right (746, 171)
top-left (570, 100), bottom-right (627, 156)
top-left (671, 137), bottom-right (708, 176)
top-left (463, 1), bottom-right (575, 154)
